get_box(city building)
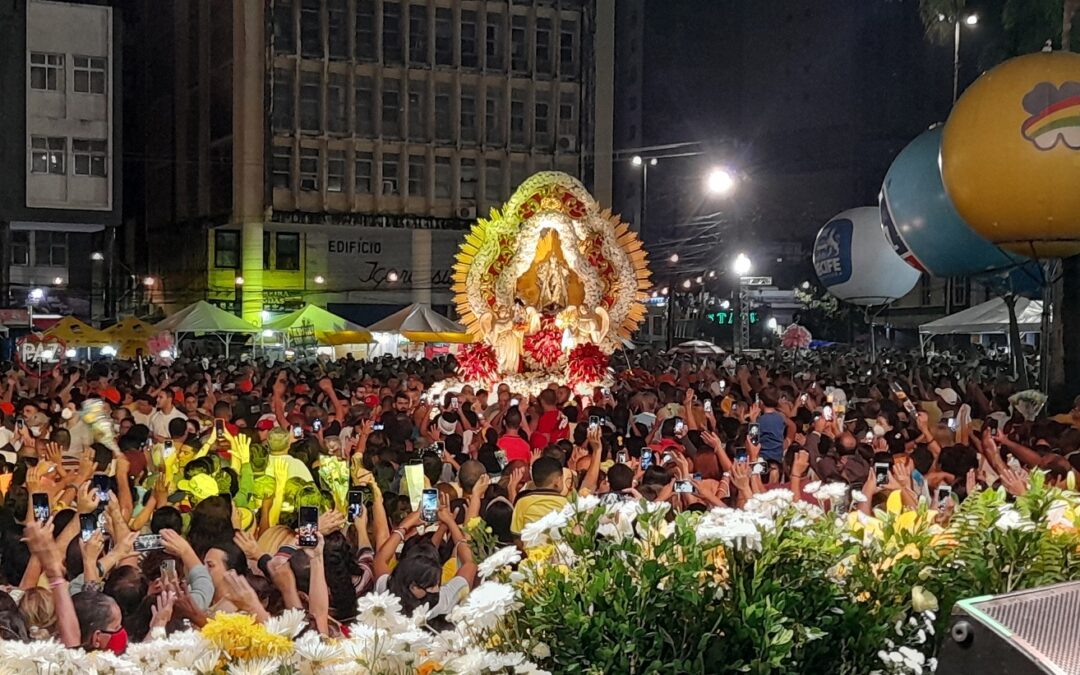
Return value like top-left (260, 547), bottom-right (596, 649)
top-left (0, 0), bottom-right (122, 325)
top-left (126, 0), bottom-right (615, 326)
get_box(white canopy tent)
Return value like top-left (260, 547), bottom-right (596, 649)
top-left (367, 303), bottom-right (471, 357)
top-left (918, 297), bottom-right (1042, 352)
top-left (155, 301), bottom-right (260, 356)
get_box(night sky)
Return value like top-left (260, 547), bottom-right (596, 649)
top-left (625, 0), bottom-right (986, 284)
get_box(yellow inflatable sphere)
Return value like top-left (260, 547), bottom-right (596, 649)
top-left (941, 51), bottom-right (1080, 258)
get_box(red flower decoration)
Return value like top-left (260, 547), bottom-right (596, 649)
top-left (781, 324), bottom-right (813, 350)
top-left (457, 343), bottom-right (499, 383)
top-left (567, 343), bottom-right (608, 387)
top-left (523, 323), bottom-right (564, 370)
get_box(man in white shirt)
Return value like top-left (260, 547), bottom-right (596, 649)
top-left (131, 395), bottom-right (155, 427)
top-left (150, 390), bottom-right (186, 442)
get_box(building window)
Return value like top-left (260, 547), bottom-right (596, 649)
top-left (73, 56), bottom-right (107, 94)
top-left (355, 151), bottom-right (373, 193)
top-left (460, 84), bottom-right (477, 144)
top-left (355, 75), bottom-right (373, 135)
top-left (434, 82), bottom-right (452, 141)
top-left (382, 154), bottom-right (399, 195)
top-left (35, 231), bottom-right (68, 267)
top-left (299, 147), bottom-right (319, 190)
top-left (299, 71), bottom-right (321, 132)
top-left (559, 20), bottom-right (577, 76)
top-left (72, 139), bottom-right (107, 177)
top-left (382, 78), bottom-right (401, 138)
top-left (274, 0), bottom-right (295, 53)
top-left (510, 89), bottom-right (526, 147)
top-left (484, 158), bottom-right (502, 202)
top-left (272, 68), bottom-right (295, 131)
top-left (919, 274), bottom-right (932, 305)
top-left (355, 0), bottom-right (376, 61)
top-left (30, 136), bottom-right (65, 175)
top-left (275, 232), bottom-right (301, 270)
top-left (29, 53), bottom-right (63, 91)
top-left (215, 230), bottom-right (240, 268)
top-left (300, 0), bottom-right (322, 58)
top-left (327, 0), bottom-right (348, 59)
top-left (535, 101), bottom-right (550, 147)
top-left (434, 156), bottom-right (451, 198)
top-left (951, 278), bottom-right (969, 306)
top-left (272, 145), bottom-right (292, 188)
top-left (434, 7), bottom-right (453, 66)
top-left (408, 3), bottom-right (428, 65)
top-left (327, 149), bottom-right (345, 192)
top-left (460, 157), bottom-right (477, 200)
top-left (408, 154), bottom-right (425, 197)
top-left (511, 157), bottom-right (527, 187)
top-left (327, 73), bottom-right (346, 133)
top-left (383, 1), bottom-right (403, 64)
top-left (535, 17), bottom-right (553, 75)
top-left (651, 315), bottom-right (663, 337)
top-left (408, 80), bottom-right (427, 141)
top-left (461, 10), bottom-right (478, 68)
top-left (510, 14), bottom-right (528, 73)
top-left (485, 13), bottom-right (503, 69)
top-left (10, 231), bottom-right (30, 266)
top-left (485, 88), bottom-right (502, 145)
top-left (559, 91), bottom-right (576, 138)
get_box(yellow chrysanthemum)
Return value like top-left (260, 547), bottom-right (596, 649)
top-left (202, 612), bottom-right (293, 661)
top-left (416, 660), bottom-right (444, 675)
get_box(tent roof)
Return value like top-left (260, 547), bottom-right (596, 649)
top-left (155, 301), bottom-right (260, 334)
top-left (44, 316), bottom-right (111, 348)
top-left (367, 303), bottom-right (472, 343)
top-left (104, 316), bottom-right (159, 341)
top-left (263, 304), bottom-right (373, 343)
top-left (919, 297), bottom-right (1043, 336)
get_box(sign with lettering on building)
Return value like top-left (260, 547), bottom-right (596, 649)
top-left (312, 226), bottom-right (461, 294)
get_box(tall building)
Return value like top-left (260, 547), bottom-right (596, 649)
top-left (0, 0), bottom-right (122, 323)
top-left (128, 0), bottom-right (614, 326)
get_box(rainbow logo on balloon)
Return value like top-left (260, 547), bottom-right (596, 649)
top-left (1020, 82), bottom-right (1080, 151)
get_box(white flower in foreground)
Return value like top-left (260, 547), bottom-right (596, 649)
top-left (0, 639), bottom-right (70, 665)
top-left (817, 482), bottom-right (850, 504)
top-left (803, 480), bottom-right (823, 495)
top-left (571, 493), bottom-right (601, 514)
top-left (994, 504), bottom-right (1035, 532)
top-left (478, 546), bottom-right (523, 579)
top-left (520, 508), bottom-right (569, 548)
top-left (356, 590), bottom-right (408, 630)
top-left (83, 650), bottom-right (140, 675)
top-left (226, 657), bottom-right (281, 675)
top-left (449, 581), bottom-right (517, 631)
top-left (293, 630), bottom-right (344, 664)
top-left (264, 607), bottom-right (308, 637)
top-left (163, 668), bottom-right (198, 675)
top-left (530, 641), bottom-right (552, 659)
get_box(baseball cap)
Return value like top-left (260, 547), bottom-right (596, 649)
top-left (101, 387), bottom-right (121, 405)
top-left (363, 394), bottom-right (380, 409)
top-left (175, 474), bottom-right (219, 503)
top-left (238, 379), bottom-right (253, 393)
top-left (255, 416), bottom-right (276, 431)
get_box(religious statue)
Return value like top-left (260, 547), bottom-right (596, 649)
top-left (556, 305), bottom-right (611, 350)
top-left (536, 254), bottom-right (569, 311)
top-left (479, 308), bottom-right (523, 374)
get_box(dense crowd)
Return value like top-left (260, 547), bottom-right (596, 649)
top-left (0, 346), bottom-right (1076, 660)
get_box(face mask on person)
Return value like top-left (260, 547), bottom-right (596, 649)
top-left (102, 627), bottom-right (128, 654)
top-left (29, 426), bottom-right (42, 438)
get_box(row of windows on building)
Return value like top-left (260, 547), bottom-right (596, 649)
top-left (271, 69), bottom-right (578, 150)
top-left (9, 231), bottom-right (68, 267)
top-left (214, 230), bottom-right (301, 271)
top-left (29, 53), bottom-right (108, 94)
top-left (271, 144), bottom-right (562, 202)
top-left (274, 0), bottom-right (579, 79)
top-left (29, 137), bottom-right (108, 177)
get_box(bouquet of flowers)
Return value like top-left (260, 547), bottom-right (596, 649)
top-left (523, 318), bottom-right (565, 371)
top-left (781, 323), bottom-right (812, 350)
top-left (456, 342), bottom-right (500, 384)
top-left (566, 343), bottom-right (608, 388)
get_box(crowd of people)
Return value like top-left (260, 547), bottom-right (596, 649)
top-left (0, 345), bottom-right (1077, 656)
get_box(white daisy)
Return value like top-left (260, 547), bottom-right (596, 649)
top-left (448, 581), bottom-right (518, 631)
top-left (263, 607), bottom-right (308, 638)
top-left (293, 630), bottom-right (344, 664)
top-left (226, 656), bottom-right (281, 675)
top-left (355, 591), bottom-right (408, 630)
top-left (478, 546), bottom-right (523, 579)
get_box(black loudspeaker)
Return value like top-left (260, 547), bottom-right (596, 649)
top-left (938, 581), bottom-right (1080, 675)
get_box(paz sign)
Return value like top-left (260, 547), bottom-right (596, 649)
top-left (16, 334), bottom-right (65, 376)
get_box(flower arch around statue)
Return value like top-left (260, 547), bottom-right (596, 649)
top-left (450, 172), bottom-right (651, 393)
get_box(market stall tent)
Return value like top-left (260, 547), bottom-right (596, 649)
top-left (367, 303), bottom-right (472, 343)
top-left (262, 304), bottom-right (373, 345)
top-left (919, 297), bottom-right (1043, 337)
top-left (104, 316), bottom-right (160, 359)
top-left (43, 316), bottom-right (111, 348)
top-left (155, 301), bottom-right (259, 356)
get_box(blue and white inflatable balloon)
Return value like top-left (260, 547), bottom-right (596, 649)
top-left (813, 207), bottom-right (920, 306)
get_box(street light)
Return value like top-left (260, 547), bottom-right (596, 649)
top-left (90, 252), bottom-right (105, 261)
top-left (313, 275), bottom-right (325, 285)
top-left (682, 279), bottom-right (692, 289)
top-left (964, 13), bottom-right (978, 26)
top-left (234, 276), bottom-right (245, 286)
top-left (706, 167), bottom-right (737, 196)
top-left (631, 155), bottom-right (643, 167)
top-left (52, 276), bottom-right (63, 285)
top-left (669, 253), bottom-right (679, 263)
top-left (29, 288), bottom-right (44, 302)
top-left (143, 276), bottom-right (155, 287)
top-left (944, 12), bottom-right (980, 102)
top-left (732, 253), bottom-right (752, 276)
top-left (387, 271), bottom-right (399, 282)
top-left (631, 156), bottom-right (657, 233)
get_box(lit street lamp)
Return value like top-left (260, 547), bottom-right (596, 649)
top-left (732, 253), bottom-right (753, 354)
top-left (732, 253), bottom-right (752, 276)
top-left (942, 12), bottom-right (979, 103)
top-left (706, 167), bottom-right (737, 196)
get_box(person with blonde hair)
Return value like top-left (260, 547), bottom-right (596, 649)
top-left (19, 586), bottom-right (57, 640)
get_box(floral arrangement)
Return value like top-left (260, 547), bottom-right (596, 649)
top-left (456, 342), bottom-right (500, 384)
top-left (566, 343), bottom-right (609, 388)
top-left (781, 323), bottom-right (812, 350)
top-left (484, 474), bottom-right (1080, 674)
top-left (1009, 389), bottom-right (1048, 422)
top-left (522, 319), bottom-right (565, 371)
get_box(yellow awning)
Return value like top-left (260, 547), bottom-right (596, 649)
top-left (400, 330), bottom-right (475, 344)
top-left (316, 329), bottom-right (374, 346)
top-left (104, 316), bottom-right (159, 342)
top-left (43, 316), bottom-right (111, 348)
